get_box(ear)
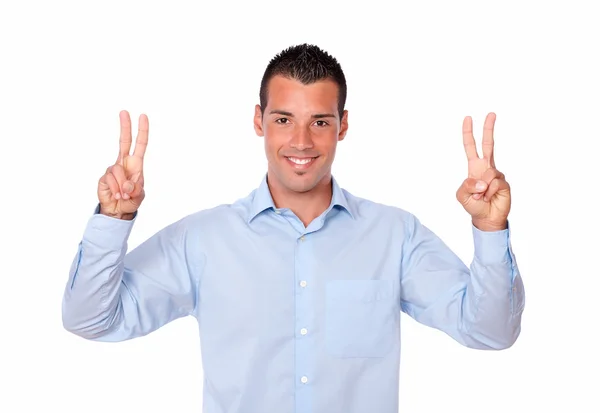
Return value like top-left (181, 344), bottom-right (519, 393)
top-left (338, 110), bottom-right (349, 141)
top-left (254, 104), bottom-right (264, 137)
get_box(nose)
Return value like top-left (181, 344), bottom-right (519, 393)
top-left (289, 127), bottom-right (314, 150)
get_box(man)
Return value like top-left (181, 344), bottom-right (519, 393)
top-left (62, 43), bottom-right (525, 413)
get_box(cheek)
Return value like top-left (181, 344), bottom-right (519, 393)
top-left (318, 132), bottom-right (339, 151)
top-left (264, 137), bottom-right (282, 160)
top-left (264, 125), bottom-right (286, 141)
top-left (264, 128), bottom-right (287, 151)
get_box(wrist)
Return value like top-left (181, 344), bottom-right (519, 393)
top-left (472, 218), bottom-right (508, 232)
top-left (99, 207), bottom-right (136, 221)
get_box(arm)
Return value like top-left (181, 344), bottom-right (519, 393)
top-left (62, 207), bottom-right (201, 342)
top-left (400, 213), bottom-right (525, 350)
top-left (60, 110), bottom-right (201, 341)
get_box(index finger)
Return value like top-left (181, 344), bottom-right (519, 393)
top-left (133, 114), bottom-right (149, 158)
top-left (119, 110), bottom-right (132, 163)
top-left (462, 116), bottom-right (479, 160)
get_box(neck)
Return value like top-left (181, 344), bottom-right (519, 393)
top-left (267, 173), bottom-right (333, 227)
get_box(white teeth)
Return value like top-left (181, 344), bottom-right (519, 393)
top-left (288, 157), bottom-right (314, 165)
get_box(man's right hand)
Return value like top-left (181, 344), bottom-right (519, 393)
top-left (97, 110), bottom-right (149, 220)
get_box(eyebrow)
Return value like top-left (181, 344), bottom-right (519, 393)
top-left (269, 110), bottom-right (336, 119)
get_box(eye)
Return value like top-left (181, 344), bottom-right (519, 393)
top-left (275, 118), bottom-right (289, 124)
top-left (315, 120), bottom-right (329, 127)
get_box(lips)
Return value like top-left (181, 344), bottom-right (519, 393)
top-left (285, 156), bottom-right (318, 170)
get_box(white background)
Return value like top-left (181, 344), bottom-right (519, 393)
top-left (1, 0), bottom-right (598, 412)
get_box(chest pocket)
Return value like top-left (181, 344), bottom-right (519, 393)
top-left (325, 279), bottom-right (398, 358)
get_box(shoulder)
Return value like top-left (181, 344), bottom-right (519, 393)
top-left (175, 189), bottom-right (256, 233)
top-left (342, 187), bottom-right (417, 228)
top-left (342, 188), bottom-right (436, 247)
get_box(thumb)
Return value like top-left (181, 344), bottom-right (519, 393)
top-left (122, 180), bottom-right (134, 194)
top-left (456, 178), bottom-right (488, 203)
top-left (128, 174), bottom-right (145, 199)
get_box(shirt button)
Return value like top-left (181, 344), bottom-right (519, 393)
top-left (300, 280), bottom-right (307, 288)
top-left (299, 236), bottom-right (305, 242)
top-left (275, 210), bottom-right (281, 214)
top-left (300, 328), bottom-right (308, 335)
top-left (301, 376), bottom-right (308, 384)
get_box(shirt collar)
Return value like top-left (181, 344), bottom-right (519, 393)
top-left (247, 173), bottom-right (355, 223)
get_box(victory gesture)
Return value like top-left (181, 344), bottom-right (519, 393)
top-left (98, 110), bottom-right (148, 220)
top-left (456, 112), bottom-right (510, 231)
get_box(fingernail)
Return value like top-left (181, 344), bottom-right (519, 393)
top-left (123, 182), bottom-right (134, 193)
top-left (475, 181), bottom-right (486, 191)
top-left (115, 192), bottom-right (121, 200)
top-left (123, 193), bottom-right (130, 200)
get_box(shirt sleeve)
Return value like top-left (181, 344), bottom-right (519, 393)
top-left (399, 213), bottom-right (525, 350)
top-left (61, 206), bottom-right (202, 342)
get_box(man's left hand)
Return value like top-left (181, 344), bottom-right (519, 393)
top-left (456, 112), bottom-right (510, 232)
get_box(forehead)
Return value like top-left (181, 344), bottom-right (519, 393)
top-left (265, 75), bottom-right (339, 110)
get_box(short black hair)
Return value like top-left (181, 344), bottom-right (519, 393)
top-left (259, 43), bottom-right (347, 119)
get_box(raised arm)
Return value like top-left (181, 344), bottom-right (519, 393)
top-left (400, 113), bottom-right (525, 350)
top-left (61, 111), bottom-right (200, 342)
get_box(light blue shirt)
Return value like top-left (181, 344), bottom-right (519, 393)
top-left (62, 175), bottom-right (525, 413)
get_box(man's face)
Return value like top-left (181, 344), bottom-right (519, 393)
top-left (254, 75), bottom-right (348, 194)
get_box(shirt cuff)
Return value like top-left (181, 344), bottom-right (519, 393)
top-left (472, 221), bottom-right (511, 264)
top-left (82, 204), bottom-right (137, 249)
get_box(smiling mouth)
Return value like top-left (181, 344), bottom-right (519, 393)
top-left (286, 156), bottom-right (318, 165)
top-left (284, 156), bottom-right (319, 171)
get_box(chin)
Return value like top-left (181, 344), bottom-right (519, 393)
top-left (297, 170), bottom-right (333, 191)
top-left (279, 172), bottom-right (319, 193)
top-left (286, 180), bottom-right (315, 193)
top-left (268, 158), bottom-right (329, 193)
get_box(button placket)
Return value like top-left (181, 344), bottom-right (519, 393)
top-left (295, 232), bottom-right (313, 411)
